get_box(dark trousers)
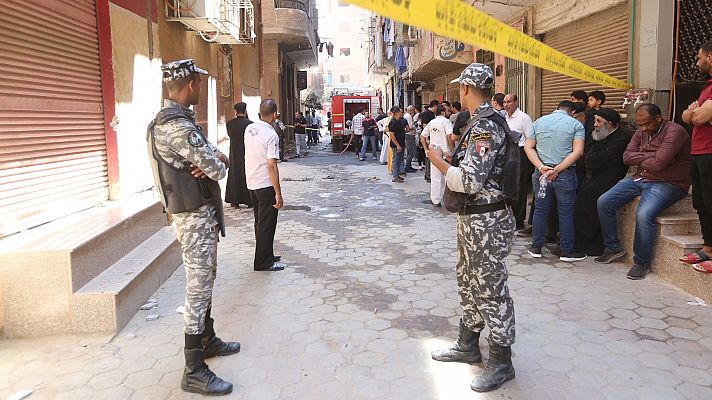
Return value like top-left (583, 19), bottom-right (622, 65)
top-left (250, 186), bottom-right (279, 269)
top-left (353, 135), bottom-right (363, 156)
top-left (692, 154), bottom-right (712, 247)
top-left (513, 147), bottom-right (534, 228)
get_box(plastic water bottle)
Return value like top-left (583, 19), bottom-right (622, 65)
top-left (537, 173), bottom-right (549, 198)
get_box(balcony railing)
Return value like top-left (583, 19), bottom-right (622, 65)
top-left (274, 0), bottom-right (308, 13)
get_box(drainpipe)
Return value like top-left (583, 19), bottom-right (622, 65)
top-left (257, 0), bottom-right (264, 93)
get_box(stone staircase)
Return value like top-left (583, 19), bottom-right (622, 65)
top-left (618, 195), bottom-right (712, 302)
top-left (0, 193), bottom-right (181, 337)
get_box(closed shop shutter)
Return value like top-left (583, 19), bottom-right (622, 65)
top-left (540, 3), bottom-right (629, 117)
top-left (0, 0), bottom-right (108, 236)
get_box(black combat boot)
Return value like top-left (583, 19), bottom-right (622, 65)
top-left (202, 317), bottom-right (241, 359)
top-left (181, 341), bottom-right (233, 396)
top-left (470, 343), bottom-right (515, 392)
top-left (431, 319), bottom-right (482, 363)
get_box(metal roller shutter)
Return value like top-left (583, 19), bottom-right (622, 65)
top-left (540, 3), bottom-right (629, 117)
top-left (0, 0), bottom-right (108, 237)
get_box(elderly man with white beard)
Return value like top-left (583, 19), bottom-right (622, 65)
top-left (573, 108), bottom-right (631, 256)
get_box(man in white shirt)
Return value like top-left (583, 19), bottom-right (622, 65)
top-left (404, 106), bottom-right (418, 172)
top-left (245, 99), bottom-right (285, 272)
top-left (420, 104), bottom-right (453, 206)
top-left (351, 109), bottom-right (365, 158)
top-left (503, 93), bottom-right (534, 232)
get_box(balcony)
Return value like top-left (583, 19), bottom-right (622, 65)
top-left (263, 0), bottom-right (318, 64)
top-left (274, 0), bottom-right (308, 13)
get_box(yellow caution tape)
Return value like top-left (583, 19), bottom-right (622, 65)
top-left (345, 0), bottom-right (633, 90)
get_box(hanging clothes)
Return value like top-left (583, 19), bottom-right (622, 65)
top-left (395, 45), bottom-right (407, 74)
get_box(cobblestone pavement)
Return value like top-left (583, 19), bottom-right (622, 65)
top-left (3, 143), bottom-right (712, 400)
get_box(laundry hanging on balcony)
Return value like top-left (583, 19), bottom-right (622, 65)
top-left (395, 45), bottom-right (408, 74)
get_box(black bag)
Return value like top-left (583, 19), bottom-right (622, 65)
top-left (485, 110), bottom-right (522, 201)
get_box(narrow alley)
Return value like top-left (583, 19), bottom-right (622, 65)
top-left (2, 145), bottom-right (712, 400)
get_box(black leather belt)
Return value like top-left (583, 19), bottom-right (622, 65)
top-left (462, 201), bottom-right (507, 215)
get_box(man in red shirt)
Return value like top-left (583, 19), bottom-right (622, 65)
top-left (681, 40), bottom-right (712, 271)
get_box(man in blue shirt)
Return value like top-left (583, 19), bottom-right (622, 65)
top-left (524, 100), bottom-right (587, 261)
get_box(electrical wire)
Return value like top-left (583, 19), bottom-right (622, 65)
top-left (669, 0), bottom-right (682, 119)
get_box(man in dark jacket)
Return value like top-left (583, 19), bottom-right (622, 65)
top-left (574, 108), bottom-right (630, 255)
top-left (224, 102), bottom-right (253, 208)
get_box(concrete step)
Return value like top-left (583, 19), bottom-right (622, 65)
top-left (656, 213), bottom-right (702, 235)
top-left (0, 193), bottom-right (176, 337)
top-left (72, 227), bottom-right (181, 333)
top-left (654, 233), bottom-right (712, 304)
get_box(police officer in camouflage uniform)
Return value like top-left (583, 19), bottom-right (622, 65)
top-left (147, 59), bottom-right (240, 396)
top-left (428, 63), bottom-right (516, 393)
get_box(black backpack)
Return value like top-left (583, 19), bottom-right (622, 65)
top-left (459, 109), bottom-right (522, 200)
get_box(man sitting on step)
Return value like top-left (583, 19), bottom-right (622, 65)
top-left (595, 104), bottom-right (691, 280)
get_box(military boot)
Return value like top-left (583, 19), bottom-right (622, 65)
top-left (431, 319), bottom-right (482, 363)
top-left (470, 343), bottom-right (515, 392)
top-left (181, 346), bottom-right (233, 396)
top-left (202, 317), bottom-right (241, 359)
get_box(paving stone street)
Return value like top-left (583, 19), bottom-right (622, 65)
top-left (2, 143), bottom-right (712, 400)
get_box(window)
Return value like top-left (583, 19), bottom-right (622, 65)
top-left (340, 74), bottom-right (350, 83)
top-left (339, 48), bottom-right (350, 56)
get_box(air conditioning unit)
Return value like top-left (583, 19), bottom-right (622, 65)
top-left (166, 0), bottom-right (255, 44)
top-left (403, 25), bottom-right (418, 46)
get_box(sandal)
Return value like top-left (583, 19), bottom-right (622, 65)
top-left (692, 260), bottom-right (712, 273)
top-left (680, 250), bottom-right (710, 264)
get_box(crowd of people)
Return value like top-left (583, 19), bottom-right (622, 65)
top-left (336, 40), bottom-right (712, 282)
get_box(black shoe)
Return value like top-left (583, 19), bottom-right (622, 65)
top-left (294, 154), bottom-right (301, 158)
top-left (560, 251), bottom-right (587, 262)
top-left (527, 245), bottom-right (542, 258)
top-left (202, 318), bottom-right (241, 359)
top-left (181, 347), bottom-right (233, 396)
top-left (470, 343), bottom-right (515, 392)
top-left (546, 243), bottom-right (561, 256)
top-left (255, 263), bottom-right (285, 272)
top-left (626, 264), bottom-right (649, 280)
top-left (405, 167), bottom-right (417, 173)
top-left (431, 320), bottom-right (482, 363)
top-left (273, 255), bottom-right (281, 262)
top-left (516, 226), bottom-right (532, 237)
top-left (433, 203), bottom-right (441, 207)
top-left (595, 248), bottom-right (626, 264)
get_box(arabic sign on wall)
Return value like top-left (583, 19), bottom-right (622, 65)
top-left (435, 37), bottom-right (471, 63)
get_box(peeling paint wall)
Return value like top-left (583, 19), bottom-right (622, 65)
top-left (109, 2), bottom-right (162, 195)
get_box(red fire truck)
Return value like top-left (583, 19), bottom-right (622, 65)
top-left (330, 93), bottom-right (381, 152)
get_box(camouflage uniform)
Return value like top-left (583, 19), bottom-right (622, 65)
top-left (152, 98), bottom-right (227, 335)
top-left (445, 68), bottom-right (516, 348)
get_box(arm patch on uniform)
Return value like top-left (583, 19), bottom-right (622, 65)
top-left (476, 140), bottom-right (491, 156)
top-left (187, 131), bottom-right (206, 147)
top-left (471, 132), bottom-right (492, 141)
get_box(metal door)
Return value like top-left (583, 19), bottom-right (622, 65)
top-left (0, 0), bottom-right (108, 236)
top-left (540, 3), bottom-right (629, 117)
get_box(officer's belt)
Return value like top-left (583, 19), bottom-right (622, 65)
top-left (462, 201), bottom-right (507, 215)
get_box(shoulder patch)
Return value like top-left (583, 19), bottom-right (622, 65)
top-left (187, 131), bottom-right (206, 147)
top-left (475, 140), bottom-right (491, 156)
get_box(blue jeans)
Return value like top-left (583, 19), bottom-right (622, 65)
top-left (597, 177), bottom-right (687, 267)
top-left (360, 135), bottom-right (378, 159)
top-left (392, 147), bottom-right (404, 178)
top-left (532, 169), bottom-right (577, 253)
